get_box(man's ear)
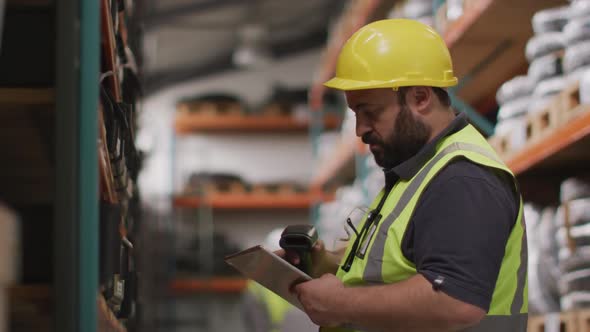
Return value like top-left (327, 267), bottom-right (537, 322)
top-left (406, 87), bottom-right (432, 115)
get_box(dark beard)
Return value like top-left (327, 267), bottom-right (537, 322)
top-left (364, 105), bottom-right (431, 169)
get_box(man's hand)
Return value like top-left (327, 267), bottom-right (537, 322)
top-left (293, 274), bottom-right (346, 327)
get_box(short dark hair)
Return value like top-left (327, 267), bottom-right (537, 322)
top-left (397, 86), bottom-right (452, 108)
top-left (432, 87), bottom-right (451, 107)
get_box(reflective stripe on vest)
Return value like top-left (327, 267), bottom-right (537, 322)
top-left (330, 124), bottom-right (527, 332)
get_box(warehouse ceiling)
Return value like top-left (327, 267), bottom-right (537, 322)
top-left (142, 0), bottom-right (344, 93)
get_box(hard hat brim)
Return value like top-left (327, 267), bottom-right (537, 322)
top-left (323, 77), bottom-right (459, 91)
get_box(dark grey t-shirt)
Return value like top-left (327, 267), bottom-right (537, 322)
top-left (400, 159), bottom-right (517, 311)
top-left (381, 114), bottom-right (519, 311)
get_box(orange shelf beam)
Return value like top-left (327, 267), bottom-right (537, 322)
top-left (174, 191), bottom-right (335, 209)
top-left (170, 278), bottom-right (248, 294)
top-left (443, 0), bottom-right (494, 47)
top-left (175, 113), bottom-right (341, 134)
top-left (0, 88), bottom-right (54, 105)
top-left (507, 108), bottom-right (590, 175)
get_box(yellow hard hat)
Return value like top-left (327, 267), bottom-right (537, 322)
top-left (324, 19), bottom-right (458, 91)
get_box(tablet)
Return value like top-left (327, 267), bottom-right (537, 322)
top-left (224, 245), bottom-right (312, 310)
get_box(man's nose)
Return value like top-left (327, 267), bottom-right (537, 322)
top-left (355, 117), bottom-right (371, 138)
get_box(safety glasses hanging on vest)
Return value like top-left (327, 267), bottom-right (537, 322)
top-left (340, 185), bottom-right (393, 272)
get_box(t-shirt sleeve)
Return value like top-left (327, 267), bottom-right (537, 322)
top-left (404, 160), bottom-right (518, 311)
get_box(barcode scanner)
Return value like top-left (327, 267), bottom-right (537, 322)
top-left (279, 225), bottom-right (318, 275)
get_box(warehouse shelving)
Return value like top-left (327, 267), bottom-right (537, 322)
top-left (173, 191), bottom-right (335, 210)
top-left (444, 0), bottom-right (566, 106)
top-left (175, 112), bottom-right (341, 134)
top-left (6, 0), bottom-right (52, 6)
top-left (309, 0), bottom-right (568, 189)
top-left (310, 137), bottom-right (365, 189)
top-left (0, 88), bottom-right (54, 104)
top-left (169, 277), bottom-right (248, 294)
top-left (313, 0), bottom-right (566, 107)
top-left (506, 107), bottom-right (590, 175)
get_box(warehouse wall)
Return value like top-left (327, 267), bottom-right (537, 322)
top-left (138, 49), bottom-right (324, 248)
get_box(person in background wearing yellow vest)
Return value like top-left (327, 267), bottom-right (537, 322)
top-left (241, 228), bottom-right (317, 332)
top-left (278, 19), bottom-right (527, 332)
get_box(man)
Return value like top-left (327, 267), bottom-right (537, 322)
top-left (281, 19), bottom-right (527, 331)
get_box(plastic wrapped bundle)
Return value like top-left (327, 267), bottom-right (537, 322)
top-left (555, 198), bottom-right (590, 228)
top-left (525, 32), bottom-right (565, 62)
top-left (528, 205), bottom-right (562, 313)
top-left (497, 97), bottom-right (530, 122)
top-left (559, 269), bottom-right (590, 296)
top-left (561, 178), bottom-right (590, 202)
top-left (534, 76), bottom-right (567, 98)
top-left (496, 76), bottom-right (534, 106)
top-left (561, 291), bottom-right (590, 310)
top-left (529, 76), bottom-right (567, 114)
top-left (564, 16), bottom-right (590, 46)
top-left (528, 53), bottom-right (563, 84)
top-left (532, 6), bottom-right (571, 34)
top-left (581, 68), bottom-right (590, 104)
top-left (564, 41), bottom-right (590, 73)
top-left (566, 64), bottom-right (590, 84)
top-left (494, 117), bottom-right (528, 151)
top-left (559, 246), bottom-right (590, 272)
top-left (570, 0), bottom-right (590, 20)
top-left (557, 223), bottom-right (590, 249)
top-left (402, 0), bottom-right (432, 19)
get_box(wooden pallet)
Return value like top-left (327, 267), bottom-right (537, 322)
top-left (251, 183), bottom-right (303, 195)
top-left (177, 101), bottom-right (242, 116)
top-left (488, 132), bottom-right (513, 158)
top-left (528, 311), bottom-right (578, 332)
top-left (260, 102), bottom-right (290, 116)
top-left (203, 181), bottom-right (248, 195)
top-left (561, 82), bottom-right (582, 122)
top-left (526, 98), bottom-right (563, 143)
top-left (578, 309), bottom-right (590, 332)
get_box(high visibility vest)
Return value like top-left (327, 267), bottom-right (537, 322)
top-left (323, 124), bottom-right (528, 332)
top-left (248, 281), bottom-right (293, 332)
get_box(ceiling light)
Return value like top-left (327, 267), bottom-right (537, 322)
top-left (233, 23), bottom-right (272, 68)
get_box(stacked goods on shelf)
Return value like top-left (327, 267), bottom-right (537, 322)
top-left (556, 178), bottom-right (590, 311)
top-left (182, 172), bottom-right (307, 197)
top-left (493, 76), bottom-right (534, 155)
top-left (563, 1), bottom-right (590, 85)
top-left (526, 178), bottom-right (590, 315)
top-left (177, 93), bottom-right (244, 116)
top-left (527, 6), bottom-right (568, 121)
top-left (176, 87), bottom-right (342, 128)
top-left (183, 173), bottom-right (251, 195)
top-left (526, 203), bottom-right (561, 314)
top-left (99, 0), bottom-right (142, 323)
top-left (490, 3), bottom-right (590, 157)
top-left (259, 85), bottom-right (342, 117)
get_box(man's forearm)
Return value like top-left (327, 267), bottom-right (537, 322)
top-left (338, 274), bottom-right (485, 332)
